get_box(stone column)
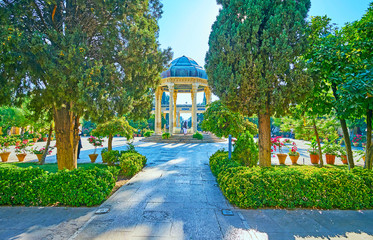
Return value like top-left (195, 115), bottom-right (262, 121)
top-left (191, 83), bottom-right (199, 133)
top-left (173, 90), bottom-right (178, 131)
top-left (205, 87), bottom-right (212, 106)
top-left (155, 87), bottom-right (162, 135)
top-left (177, 111), bottom-right (181, 127)
top-left (168, 83), bottom-right (174, 135)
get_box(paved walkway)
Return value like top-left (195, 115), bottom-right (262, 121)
top-left (0, 142), bottom-right (372, 240)
top-left (73, 142), bottom-right (246, 239)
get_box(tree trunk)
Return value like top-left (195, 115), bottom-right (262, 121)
top-left (40, 123), bottom-right (53, 165)
top-left (340, 119), bottom-right (354, 169)
top-left (312, 118), bottom-right (324, 167)
top-left (258, 106), bottom-right (271, 167)
top-left (108, 134), bottom-right (113, 151)
top-left (54, 104), bottom-right (80, 170)
top-left (366, 108), bottom-right (372, 169)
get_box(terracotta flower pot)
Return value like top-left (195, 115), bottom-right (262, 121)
top-left (353, 142), bottom-right (359, 147)
top-left (16, 153), bottom-right (27, 162)
top-left (277, 153), bottom-right (287, 165)
top-left (33, 138), bottom-right (38, 143)
top-left (0, 152), bottom-right (11, 162)
top-left (89, 154), bottom-right (98, 163)
top-left (36, 154), bottom-right (43, 162)
top-left (341, 155), bottom-right (348, 165)
top-left (325, 154), bottom-right (336, 165)
top-left (4, 142), bottom-right (9, 147)
top-left (310, 154), bottom-right (319, 164)
top-left (43, 137), bottom-right (48, 141)
top-left (289, 154), bottom-right (300, 165)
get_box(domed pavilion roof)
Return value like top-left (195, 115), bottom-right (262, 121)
top-left (161, 56), bottom-right (208, 80)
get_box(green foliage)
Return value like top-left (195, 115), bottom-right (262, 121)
top-left (192, 132), bottom-right (203, 140)
top-left (119, 152), bottom-right (147, 178)
top-left (102, 150), bottom-right (121, 165)
top-left (209, 150), bottom-right (240, 177)
top-left (144, 130), bottom-right (154, 137)
top-left (206, 0), bottom-right (311, 116)
top-left (233, 132), bottom-right (259, 167)
top-left (0, 167), bottom-right (119, 206)
top-left (162, 132), bottom-right (170, 139)
top-left (0, 0), bottom-right (172, 168)
top-left (0, 107), bottom-right (29, 133)
top-left (92, 117), bottom-right (134, 140)
top-left (306, 138), bottom-right (319, 155)
top-left (201, 101), bottom-right (258, 138)
top-left (281, 115), bottom-right (338, 141)
top-left (322, 139), bottom-right (340, 155)
top-left (216, 165), bottom-right (373, 209)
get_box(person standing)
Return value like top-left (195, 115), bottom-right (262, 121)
top-left (183, 121), bottom-right (188, 135)
top-left (77, 126), bottom-right (82, 159)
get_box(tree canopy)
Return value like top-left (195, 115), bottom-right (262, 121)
top-left (206, 0), bottom-right (311, 166)
top-left (201, 101), bottom-right (258, 138)
top-left (0, 0), bottom-right (171, 169)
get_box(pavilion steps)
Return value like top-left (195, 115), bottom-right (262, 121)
top-left (141, 133), bottom-right (226, 143)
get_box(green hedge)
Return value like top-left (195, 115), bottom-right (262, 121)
top-left (0, 167), bottom-right (119, 206)
top-left (193, 132), bottom-right (203, 140)
top-left (119, 152), bottom-right (147, 177)
top-left (210, 150), bottom-right (373, 209)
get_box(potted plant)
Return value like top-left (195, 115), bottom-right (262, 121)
top-left (15, 140), bottom-right (31, 162)
top-left (322, 140), bottom-right (339, 165)
top-left (306, 138), bottom-right (319, 164)
top-left (42, 133), bottom-right (48, 142)
top-left (271, 136), bottom-right (286, 164)
top-left (0, 137), bottom-right (11, 162)
top-left (88, 136), bottom-right (104, 163)
top-left (31, 146), bottom-right (53, 162)
top-left (338, 146), bottom-right (348, 165)
top-left (0, 144), bottom-right (11, 162)
top-left (352, 134), bottom-right (362, 147)
top-left (288, 142), bottom-right (299, 165)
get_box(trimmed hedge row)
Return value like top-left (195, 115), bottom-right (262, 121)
top-left (102, 149), bottom-right (147, 177)
top-left (210, 150), bottom-right (373, 209)
top-left (0, 167), bottom-right (119, 206)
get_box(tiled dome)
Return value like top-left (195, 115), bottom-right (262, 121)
top-left (161, 56), bottom-right (208, 80)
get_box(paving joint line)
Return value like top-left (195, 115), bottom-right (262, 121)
top-left (237, 211), bottom-right (250, 229)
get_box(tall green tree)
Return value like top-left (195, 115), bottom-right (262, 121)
top-left (340, 3), bottom-right (373, 169)
top-left (0, 0), bottom-right (171, 170)
top-left (206, 0), bottom-right (311, 166)
top-left (201, 101), bottom-right (257, 138)
top-left (92, 117), bottom-right (134, 151)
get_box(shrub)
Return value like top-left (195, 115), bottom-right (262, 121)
top-left (102, 150), bottom-right (120, 165)
top-left (193, 132), bottom-right (203, 140)
top-left (232, 131), bottom-right (258, 167)
top-left (119, 152), bottom-right (147, 177)
top-left (209, 149), bottom-right (240, 176)
top-left (162, 132), bottom-right (170, 139)
top-left (144, 130), bottom-right (154, 137)
top-left (0, 167), bottom-right (119, 207)
top-left (210, 149), bottom-right (373, 209)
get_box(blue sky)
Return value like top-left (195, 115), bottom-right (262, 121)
top-left (158, 0), bottom-right (371, 107)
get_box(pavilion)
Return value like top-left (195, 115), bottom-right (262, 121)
top-left (154, 56), bottom-right (212, 135)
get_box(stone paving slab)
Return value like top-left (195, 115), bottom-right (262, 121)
top-left (0, 207), bottom-right (94, 240)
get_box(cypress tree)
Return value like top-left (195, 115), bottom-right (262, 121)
top-left (206, 0), bottom-right (312, 166)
